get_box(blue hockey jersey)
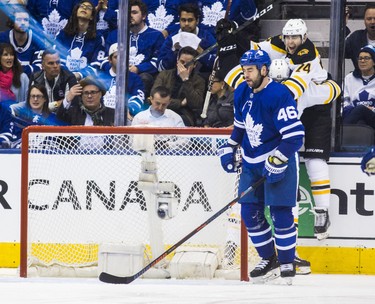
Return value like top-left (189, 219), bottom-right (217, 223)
top-left (55, 31), bottom-right (106, 78)
top-left (105, 26), bottom-right (165, 75)
top-left (0, 29), bottom-right (44, 76)
top-left (143, 0), bottom-right (191, 32)
top-left (99, 69), bottom-right (145, 116)
top-left (27, 0), bottom-right (80, 38)
top-left (195, 0), bottom-right (258, 36)
top-left (157, 27), bottom-right (216, 72)
top-left (232, 79), bottom-right (304, 168)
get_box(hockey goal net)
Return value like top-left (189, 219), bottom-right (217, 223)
top-left (20, 126), bottom-right (258, 279)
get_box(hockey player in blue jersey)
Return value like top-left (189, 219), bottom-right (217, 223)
top-left (218, 49), bottom-right (305, 284)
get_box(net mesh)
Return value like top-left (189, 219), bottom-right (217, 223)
top-left (23, 128), bottom-right (257, 278)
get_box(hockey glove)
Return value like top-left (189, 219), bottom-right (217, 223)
top-left (263, 155), bottom-right (288, 183)
top-left (361, 147), bottom-right (375, 176)
top-left (217, 143), bottom-right (239, 173)
top-left (215, 19), bottom-right (237, 42)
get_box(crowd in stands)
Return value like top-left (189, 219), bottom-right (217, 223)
top-left (0, 1), bottom-right (374, 148)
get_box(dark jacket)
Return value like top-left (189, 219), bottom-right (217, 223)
top-left (29, 68), bottom-right (77, 105)
top-left (345, 29), bottom-right (369, 71)
top-left (152, 68), bottom-right (205, 126)
top-left (56, 101), bottom-right (115, 126)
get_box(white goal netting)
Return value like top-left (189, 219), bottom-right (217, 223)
top-left (20, 127), bottom-right (257, 279)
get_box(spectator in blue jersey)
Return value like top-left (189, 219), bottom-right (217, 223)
top-left (57, 75), bottom-right (114, 126)
top-left (0, 43), bottom-right (29, 103)
top-left (157, 2), bottom-right (216, 75)
top-left (26, 0), bottom-right (80, 39)
top-left (218, 50), bottom-right (304, 284)
top-left (100, 43), bottom-right (145, 122)
top-left (55, 0), bottom-right (106, 81)
top-left (0, 102), bottom-right (18, 148)
top-left (10, 84), bottom-right (61, 141)
top-left (342, 45), bottom-right (375, 133)
top-left (29, 48), bottom-right (78, 113)
top-left (0, 7), bottom-right (44, 76)
top-left (93, 0), bottom-right (119, 39)
top-left (345, 3), bottom-right (375, 71)
top-left (104, 0), bottom-right (165, 99)
top-left (361, 146), bottom-right (375, 176)
top-left (142, 0), bottom-right (190, 34)
top-left (152, 46), bottom-right (205, 126)
top-left (189, 0), bottom-right (258, 39)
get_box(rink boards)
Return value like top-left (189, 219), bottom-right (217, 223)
top-left (0, 151), bottom-right (374, 274)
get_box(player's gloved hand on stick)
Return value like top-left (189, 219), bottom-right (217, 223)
top-left (263, 154), bottom-right (288, 183)
top-left (218, 143), bottom-right (239, 173)
top-left (215, 18), bottom-right (237, 42)
top-left (215, 19), bottom-right (238, 58)
top-left (361, 147), bottom-right (375, 176)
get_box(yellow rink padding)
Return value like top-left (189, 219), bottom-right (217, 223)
top-left (0, 243), bottom-right (20, 267)
top-left (2, 243), bottom-right (375, 275)
top-left (297, 246), bottom-right (375, 275)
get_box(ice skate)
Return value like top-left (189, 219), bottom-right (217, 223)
top-left (250, 253), bottom-right (280, 284)
top-left (312, 207), bottom-right (330, 240)
top-left (280, 263), bottom-right (296, 285)
top-left (294, 256), bottom-right (311, 275)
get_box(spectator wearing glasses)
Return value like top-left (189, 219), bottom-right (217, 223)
top-left (345, 3), bottom-right (375, 71)
top-left (57, 75), bottom-right (114, 126)
top-left (55, 0), bottom-right (106, 80)
top-left (342, 45), bottom-right (375, 134)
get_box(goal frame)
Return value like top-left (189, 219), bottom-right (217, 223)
top-left (20, 125), bottom-right (249, 280)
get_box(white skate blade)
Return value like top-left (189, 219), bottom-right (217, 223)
top-left (316, 232), bottom-right (329, 241)
top-left (250, 268), bottom-right (280, 284)
top-left (281, 276), bottom-right (293, 285)
top-left (296, 266), bottom-right (311, 275)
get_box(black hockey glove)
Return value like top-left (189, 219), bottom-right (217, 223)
top-left (215, 19), bottom-right (237, 42)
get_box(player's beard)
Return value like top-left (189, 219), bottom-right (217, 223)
top-left (249, 74), bottom-right (264, 90)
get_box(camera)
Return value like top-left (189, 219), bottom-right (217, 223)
top-left (156, 193), bottom-right (178, 220)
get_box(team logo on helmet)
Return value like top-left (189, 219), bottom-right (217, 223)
top-left (282, 19), bottom-right (307, 38)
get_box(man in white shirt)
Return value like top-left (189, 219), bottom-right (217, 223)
top-left (132, 86), bottom-right (184, 127)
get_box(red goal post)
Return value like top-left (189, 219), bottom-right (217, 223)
top-left (20, 126), bottom-right (254, 280)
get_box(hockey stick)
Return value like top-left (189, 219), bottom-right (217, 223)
top-left (99, 176), bottom-right (266, 284)
top-left (186, 2), bottom-right (275, 68)
top-left (200, 0), bottom-right (233, 119)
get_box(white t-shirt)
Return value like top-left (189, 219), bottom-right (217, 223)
top-left (132, 108), bottom-right (185, 127)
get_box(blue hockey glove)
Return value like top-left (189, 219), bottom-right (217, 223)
top-left (361, 147), bottom-right (375, 176)
top-left (263, 155), bottom-right (288, 183)
top-left (217, 143), bottom-right (239, 173)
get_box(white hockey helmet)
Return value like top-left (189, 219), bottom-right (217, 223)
top-left (269, 59), bottom-right (290, 82)
top-left (282, 19), bottom-right (307, 38)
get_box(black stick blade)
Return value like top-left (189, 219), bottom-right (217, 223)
top-left (99, 272), bottom-right (135, 284)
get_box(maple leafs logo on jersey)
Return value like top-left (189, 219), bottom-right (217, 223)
top-left (202, 3), bottom-right (226, 27)
top-left (129, 46), bottom-right (145, 66)
top-left (148, 6), bottom-right (174, 32)
top-left (245, 114), bottom-right (263, 148)
top-left (41, 9), bottom-right (67, 38)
